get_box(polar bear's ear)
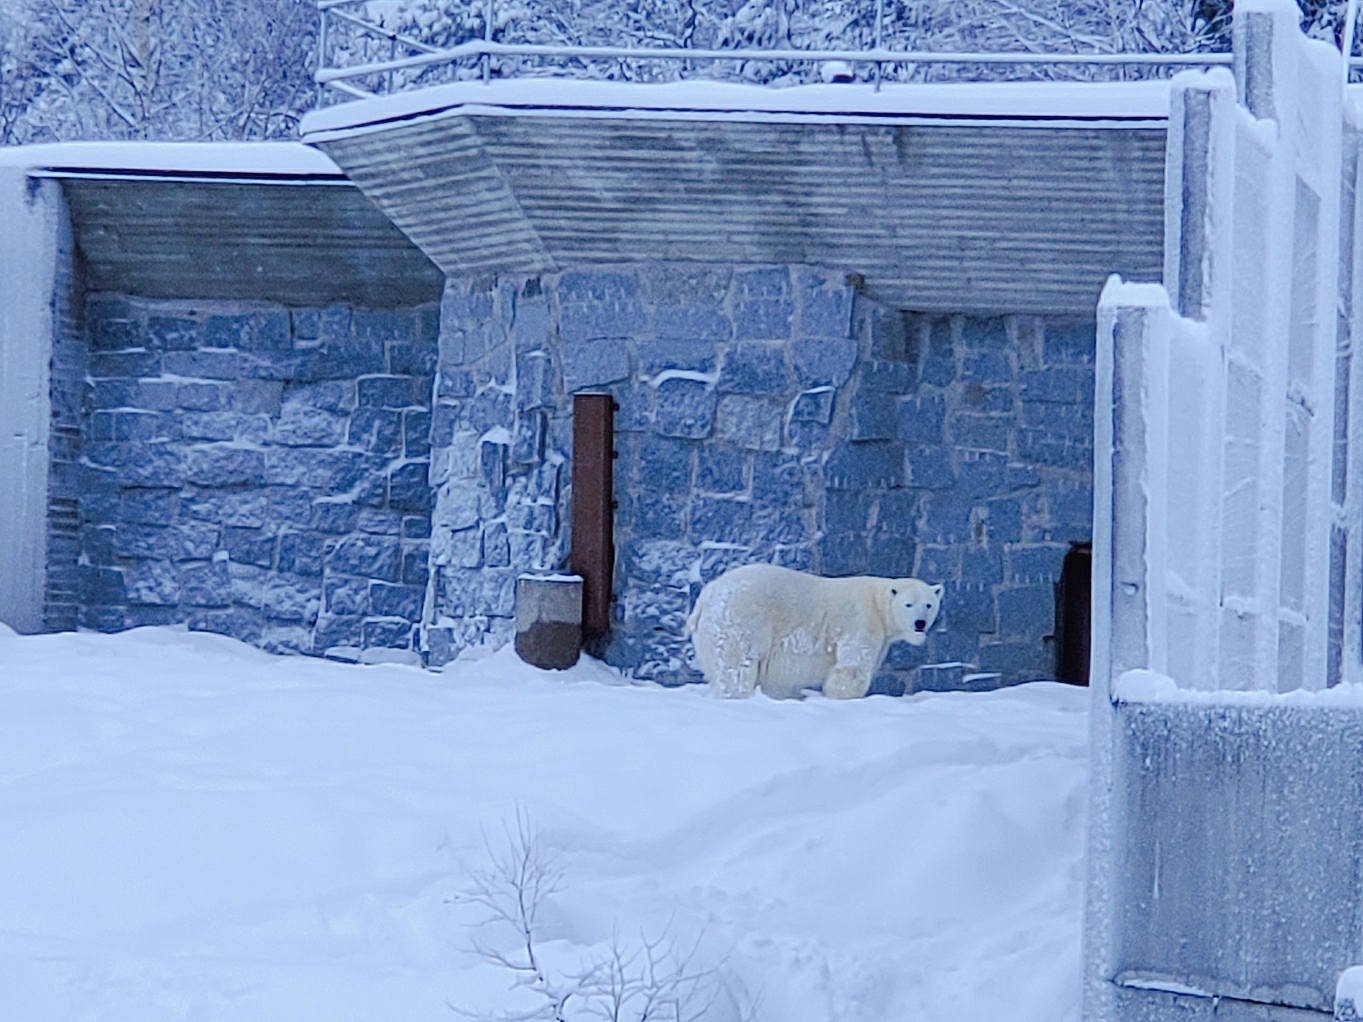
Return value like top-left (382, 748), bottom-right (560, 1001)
top-left (932, 583), bottom-right (943, 597)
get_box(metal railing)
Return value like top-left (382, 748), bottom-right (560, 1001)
top-left (314, 0), bottom-right (1247, 105)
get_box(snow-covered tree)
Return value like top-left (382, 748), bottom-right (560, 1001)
top-left (2, 0), bottom-right (318, 144)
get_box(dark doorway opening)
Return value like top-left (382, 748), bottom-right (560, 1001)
top-left (1054, 542), bottom-right (1091, 685)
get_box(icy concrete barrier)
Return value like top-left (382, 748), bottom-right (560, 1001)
top-left (1110, 687), bottom-right (1363, 1015)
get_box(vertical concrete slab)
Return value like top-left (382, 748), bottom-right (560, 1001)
top-left (0, 171), bottom-right (59, 634)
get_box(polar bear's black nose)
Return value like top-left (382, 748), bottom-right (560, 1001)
top-left (915, 619), bottom-right (927, 632)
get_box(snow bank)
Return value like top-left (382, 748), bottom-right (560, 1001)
top-left (300, 76), bottom-right (1170, 139)
top-left (0, 626), bottom-right (1087, 1022)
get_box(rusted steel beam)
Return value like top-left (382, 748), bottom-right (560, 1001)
top-left (570, 393), bottom-right (615, 637)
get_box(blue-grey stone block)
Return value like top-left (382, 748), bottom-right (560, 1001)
top-left (479, 442), bottom-right (507, 501)
top-left (824, 441), bottom-right (903, 490)
top-left (868, 302), bottom-right (909, 361)
top-left (358, 375), bottom-right (419, 409)
top-left (860, 360), bottom-right (913, 393)
top-left (82, 526), bottom-right (116, 566)
top-left (325, 578), bottom-right (369, 616)
top-left (993, 584), bottom-right (1054, 641)
top-left (961, 351), bottom-right (1011, 384)
top-left (772, 544), bottom-right (814, 572)
top-left (387, 461), bottom-right (430, 514)
top-left (349, 408), bottom-right (402, 454)
top-left (468, 390), bottom-right (514, 434)
top-left (89, 378), bottom-right (138, 410)
top-left (314, 613), bottom-right (362, 649)
top-left (733, 299), bottom-right (793, 342)
top-left (637, 435), bottom-right (694, 493)
top-left (82, 493), bottom-right (119, 526)
top-left (263, 449), bottom-right (377, 490)
top-left (876, 489), bottom-right (920, 536)
top-left (512, 298), bottom-right (552, 352)
top-left (697, 447), bottom-right (746, 494)
top-left (92, 410), bottom-right (166, 442)
top-left (162, 350), bottom-right (239, 380)
top-left (230, 380), bottom-right (281, 417)
top-left (960, 317), bottom-right (1008, 349)
top-left (1041, 318), bottom-right (1095, 364)
top-left (561, 338), bottom-right (630, 392)
top-left (1020, 366), bottom-right (1093, 405)
top-left (962, 542), bottom-right (1004, 586)
top-left (653, 378), bottom-right (716, 439)
top-left (329, 534), bottom-right (401, 582)
top-left (698, 546), bottom-right (754, 584)
top-left (404, 410), bottom-right (432, 459)
top-left (255, 574), bottom-right (319, 625)
top-left (179, 560), bottom-right (231, 607)
top-left (148, 316), bottom-right (200, 351)
top-left (123, 605), bottom-right (181, 627)
top-left (483, 522), bottom-right (510, 567)
top-left (291, 305), bottom-right (350, 343)
top-left (1047, 481), bottom-right (1093, 531)
top-left (637, 339), bottom-right (719, 376)
top-left (402, 516), bottom-right (431, 539)
top-left (91, 351), bottom-right (160, 378)
top-left (950, 414), bottom-right (1012, 454)
top-left (752, 452), bottom-right (801, 509)
top-left (179, 412), bottom-right (239, 442)
top-left (733, 267), bottom-right (790, 300)
top-left (363, 618), bottom-right (414, 649)
top-left (389, 342), bottom-right (437, 378)
top-left (1006, 543), bottom-right (1066, 584)
top-left (1016, 430), bottom-right (1089, 471)
top-left (719, 342), bottom-right (789, 395)
top-left (91, 317), bottom-right (140, 352)
top-left (975, 640), bottom-right (1049, 680)
top-left (1021, 401), bottom-right (1092, 441)
top-left (820, 532), bottom-right (869, 576)
top-left (630, 492), bottom-right (686, 536)
top-left (281, 381), bottom-right (351, 414)
top-left (915, 544), bottom-right (959, 582)
top-left (792, 335), bottom-right (856, 389)
top-left (919, 356), bottom-right (954, 389)
top-left (79, 605), bottom-right (126, 631)
top-left (558, 298), bottom-right (645, 345)
top-left (515, 352), bottom-right (556, 411)
top-left (294, 339), bottom-right (386, 382)
top-left (791, 387), bottom-right (835, 425)
top-left (716, 395), bottom-right (782, 452)
top-left (357, 510), bottom-right (402, 535)
top-left (512, 411), bottom-right (546, 466)
top-left (690, 498), bottom-right (754, 545)
top-left (956, 452), bottom-right (1008, 499)
top-left (899, 395), bottom-right (943, 444)
top-left (185, 446), bottom-right (266, 488)
top-left (310, 501), bottom-right (357, 534)
top-left (983, 497), bottom-right (1023, 544)
top-left (278, 532), bottom-right (330, 576)
top-left (871, 535), bottom-right (917, 578)
top-left (120, 488), bottom-right (176, 526)
top-left (370, 582), bottom-right (424, 621)
top-left (796, 268), bottom-right (854, 339)
top-left (402, 547), bottom-right (429, 585)
top-left (224, 526), bottom-right (275, 567)
top-left (752, 507), bottom-right (806, 546)
top-left (822, 490), bottom-right (872, 533)
top-left (184, 608), bottom-right (258, 643)
top-left (79, 564), bottom-right (126, 605)
top-left (653, 306), bottom-right (731, 343)
top-left (1005, 462), bottom-right (1042, 489)
top-left (351, 310), bottom-right (415, 344)
top-left (177, 382), bottom-right (234, 412)
top-left (942, 581), bottom-right (997, 633)
top-left (920, 490), bottom-right (976, 545)
top-left (114, 446), bottom-right (187, 489)
top-left (850, 390), bottom-right (897, 440)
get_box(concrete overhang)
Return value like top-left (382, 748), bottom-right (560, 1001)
top-left (0, 142), bottom-right (444, 307)
top-left (302, 78), bottom-right (1171, 315)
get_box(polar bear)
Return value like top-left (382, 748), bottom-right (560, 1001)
top-left (686, 564), bottom-right (943, 700)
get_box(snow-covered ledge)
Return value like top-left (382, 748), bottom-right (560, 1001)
top-left (0, 170), bottom-right (61, 633)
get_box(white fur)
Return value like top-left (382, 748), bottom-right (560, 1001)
top-left (686, 564), bottom-right (944, 700)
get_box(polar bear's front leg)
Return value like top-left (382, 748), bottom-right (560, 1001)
top-left (822, 638), bottom-right (878, 699)
top-left (709, 624), bottom-right (763, 699)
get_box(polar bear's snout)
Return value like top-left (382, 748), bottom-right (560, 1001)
top-left (914, 618), bottom-right (928, 632)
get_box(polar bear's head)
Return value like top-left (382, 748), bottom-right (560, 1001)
top-left (886, 579), bottom-right (944, 646)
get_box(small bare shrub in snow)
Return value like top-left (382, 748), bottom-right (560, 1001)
top-left (454, 810), bottom-right (751, 1022)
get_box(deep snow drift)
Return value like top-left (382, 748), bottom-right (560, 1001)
top-left (0, 626), bottom-right (1087, 1021)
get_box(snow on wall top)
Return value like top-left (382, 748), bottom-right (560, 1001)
top-left (0, 142), bottom-right (344, 180)
top-left (300, 77), bottom-right (1171, 140)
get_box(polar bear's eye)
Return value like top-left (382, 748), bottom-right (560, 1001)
top-left (890, 588), bottom-right (898, 596)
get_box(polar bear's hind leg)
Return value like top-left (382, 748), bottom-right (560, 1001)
top-left (822, 638), bottom-right (878, 699)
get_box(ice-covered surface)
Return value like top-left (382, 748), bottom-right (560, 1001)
top-left (301, 76), bottom-right (1170, 138)
top-left (0, 142), bottom-right (343, 177)
top-left (0, 625), bottom-right (1087, 1022)
top-left (1113, 668), bottom-right (1363, 707)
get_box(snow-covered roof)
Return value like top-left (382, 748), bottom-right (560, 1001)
top-left (0, 141), bottom-right (344, 182)
top-left (301, 77), bottom-right (1171, 141)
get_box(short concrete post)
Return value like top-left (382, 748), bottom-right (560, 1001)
top-left (514, 573), bottom-right (583, 670)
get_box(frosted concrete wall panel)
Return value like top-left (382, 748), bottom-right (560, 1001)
top-left (0, 172), bottom-right (60, 633)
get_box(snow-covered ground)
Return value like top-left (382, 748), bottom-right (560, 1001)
top-left (0, 626), bottom-right (1088, 1021)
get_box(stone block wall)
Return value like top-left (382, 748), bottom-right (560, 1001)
top-left (428, 263), bottom-right (1095, 688)
top-left (45, 193), bottom-right (83, 633)
top-left (73, 294), bottom-right (438, 661)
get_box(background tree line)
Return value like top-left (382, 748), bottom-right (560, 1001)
top-left (0, 0), bottom-right (1351, 145)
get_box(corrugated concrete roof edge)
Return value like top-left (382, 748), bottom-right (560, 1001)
top-left (0, 141), bottom-right (344, 180)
